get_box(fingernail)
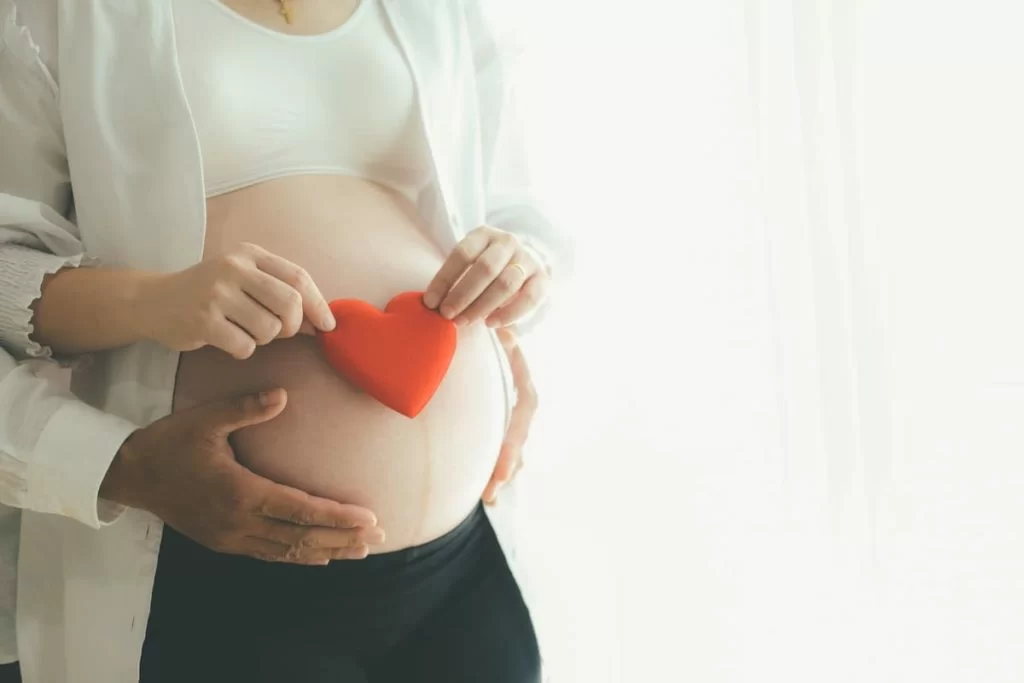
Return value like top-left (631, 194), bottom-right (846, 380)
top-left (317, 559), bottom-right (330, 566)
top-left (454, 316), bottom-right (468, 327)
top-left (423, 293), bottom-right (440, 309)
top-left (258, 391), bottom-right (271, 407)
top-left (322, 314), bottom-right (336, 331)
top-left (442, 306), bottom-right (458, 319)
top-left (485, 318), bottom-right (499, 328)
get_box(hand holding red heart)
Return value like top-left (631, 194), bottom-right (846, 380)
top-left (422, 226), bottom-right (550, 329)
top-left (135, 242), bottom-right (336, 359)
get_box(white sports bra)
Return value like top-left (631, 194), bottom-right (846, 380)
top-left (173, 0), bottom-right (434, 202)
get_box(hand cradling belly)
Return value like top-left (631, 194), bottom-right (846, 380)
top-left (172, 175), bottom-right (508, 552)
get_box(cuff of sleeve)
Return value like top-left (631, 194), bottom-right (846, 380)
top-left (0, 246), bottom-right (99, 367)
top-left (29, 400), bottom-right (139, 528)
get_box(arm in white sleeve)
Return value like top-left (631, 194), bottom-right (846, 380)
top-left (0, 0), bottom-right (138, 527)
top-left (0, 0), bottom-right (99, 364)
top-left (465, 0), bottom-right (575, 299)
top-left (0, 350), bottom-right (138, 527)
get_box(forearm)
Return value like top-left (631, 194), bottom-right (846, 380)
top-left (0, 349), bottom-right (138, 527)
top-left (32, 266), bottom-right (159, 355)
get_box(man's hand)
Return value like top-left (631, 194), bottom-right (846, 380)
top-left (100, 388), bottom-right (384, 565)
top-left (482, 327), bottom-right (537, 505)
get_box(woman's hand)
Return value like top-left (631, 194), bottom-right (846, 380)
top-left (482, 327), bottom-right (536, 505)
top-left (423, 226), bottom-right (550, 328)
top-left (137, 242), bottom-right (336, 359)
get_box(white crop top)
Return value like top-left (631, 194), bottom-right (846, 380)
top-left (173, 0), bottom-right (434, 202)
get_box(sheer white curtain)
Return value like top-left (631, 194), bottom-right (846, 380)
top-left (509, 1), bottom-right (1024, 681)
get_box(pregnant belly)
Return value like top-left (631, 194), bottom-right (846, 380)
top-left (172, 176), bottom-right (509, 552)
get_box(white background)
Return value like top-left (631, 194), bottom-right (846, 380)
top-left (507, 2), bottom-right (1024, 681)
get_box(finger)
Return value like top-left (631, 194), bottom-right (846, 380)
top-left (485, 273), bottom-right (549, 329)
top-left (241, 268), bottom-right (305, 338)
top-left (423, 228), bottom-right (494, 309)
top-left (457, 256), bottom-right (533, 325)
top-left (240, 537), bottom-right (365, 565)
top-left (438, 242), bottom-right (516, 321)
top-left (500, 331), bottom-right (538, 446)
top-left (245, 245), bottom-right (335, 332)
top-left (201, 389), bottom-right (288, 438)
top-left (234, 537), bottom-right (331, 566)
top-left (256, 483), bottom-right (379, 529)
top-left (493, 444), bottom-right (520, 482)
top-left (253, 518), bottom-right (386, 550)
top-left (297, 319), bottom-right (317, 336)
top-left (482, 476), bottom-right (501, 504)
top-left (206, 315), bottom-right (258, 360)
top-left (330, 543), bottom-right (370, 561)
top-left (495, 325), bottom-right (520, 353)
top-left (223, 291), bottom-right (283, 346)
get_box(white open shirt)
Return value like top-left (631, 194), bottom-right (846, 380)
top-left (0, 1), bottom-right (570, 680)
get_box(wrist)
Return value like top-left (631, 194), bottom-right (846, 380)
top-left (99, 430), bottom-right (147, 510)
top-left (124, 271), bottom-right (168, 344)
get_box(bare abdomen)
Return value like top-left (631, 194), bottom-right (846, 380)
top-left (172, 176), bottom-right (507, 551)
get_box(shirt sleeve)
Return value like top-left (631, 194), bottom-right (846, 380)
top-left (1, 0), bottom-right (99, 365)
top-left (464, 0), bottom-right (575, 332)
top-left (0, 0), bottom-right (136, 528)
top-left (0, 352), bottom-right (138, 527)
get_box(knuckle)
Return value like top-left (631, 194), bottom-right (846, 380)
top-left (498, 269), bottom-right (520, 291)
top-left (256, 319), bottom-right (281, 345)
top-left (278, 317), bottom-right (301, 339)
top-left (283, 545), bottom-right (305, 562)
top-left (199, 300), bottom-right (221, 321)
top-left (296, 532), bottom-right (320, 549)
top-left (209, 281), bottom-right (233, 303)
top-left (220, 253), bottom-right (248, 275)
top-left (286, 267), bottom-right (311, 289)
top-left (283, 506), bottom-right (318, 526)
top-left (480, 259), bottom-right (502, 278)
top-left (283, 287), bottom-right (303, 309)
top-left (270, 317), bottom-right (285, 337)
top-left (453, 244), bottom-right (474, 263)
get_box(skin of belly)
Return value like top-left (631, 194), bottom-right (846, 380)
top-left (172, 176), bottom-right (508, 552)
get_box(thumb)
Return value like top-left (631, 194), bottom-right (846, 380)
top-left (202, 389), bottom-right (288, 439)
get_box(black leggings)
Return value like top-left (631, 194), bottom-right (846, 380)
top-left (141, 502), bottom-right (540, 683)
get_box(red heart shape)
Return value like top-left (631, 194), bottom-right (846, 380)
top-left (317, 291), bottom-right (457, 418)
